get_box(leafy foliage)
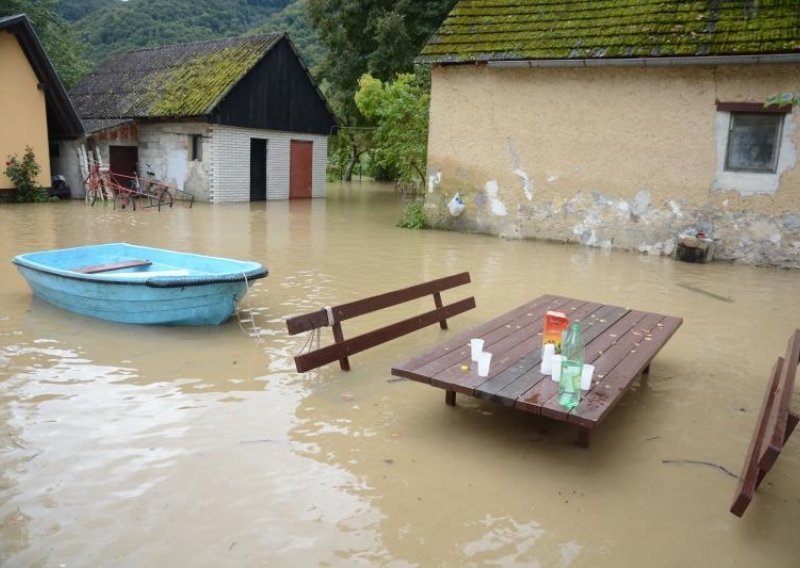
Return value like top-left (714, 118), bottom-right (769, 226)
top-left (308, 0), bottom-right (456, 180)
top-left (766, 92), bottom-right (800, 107)
top-left (5, 147), bottom-right (49, 202)
top-left (396, 199), bottom-right (427, 229)
top-left (355, 72), bottom-right (429, 189)
top-left (0, 0), bottom-right (89, 88)
top-left (308, 0), bottom-right (455, 122)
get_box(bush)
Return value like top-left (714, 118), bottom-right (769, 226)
top-left (396, 198), bottom-right (427, 229)
top-left (5, 147), bottom-right (48, 202)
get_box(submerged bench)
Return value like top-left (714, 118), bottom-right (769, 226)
top-left (286, 272), bottom-right (475, 373)
top-left (730, 329), bottom-right (799, 517)
top-left (73, 259), bottom-right (152, 274)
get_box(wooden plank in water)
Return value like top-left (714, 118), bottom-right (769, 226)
top-left (287, 272), bottom-right (472, 334)
top-left (73, 259), bottom-right (152, 273)
top-left (730, 357), bottom-right (783, 517)
top-left (294, 297), bottom-right (475, 373)
top-left (758, 329), bottom-right (800, 472)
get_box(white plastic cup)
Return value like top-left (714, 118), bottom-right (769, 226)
top-left (551, 355), bottom-right (563, 382)
top-left (581, 363), bottom-right (595, 390)
top-left (540, 343), bottom-right (555, 374)
top-left (470, 338), bottom-right (484, 361)
top-left (477, 352), bottom-right (492, 377)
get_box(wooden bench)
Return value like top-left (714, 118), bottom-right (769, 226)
top-left (730, 329), bottom-right (800, 517)
top-left (285, 272), bottom-right (475, 373)
top-left (73, 259), bottom-right (152, 274)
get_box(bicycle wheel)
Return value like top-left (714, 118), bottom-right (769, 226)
top-left (115, 191), bottom-right (136, 211)
top-left (161, 188), bottom-right (173, 208)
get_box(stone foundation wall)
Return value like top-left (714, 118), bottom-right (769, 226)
top-left (425, 188), bottom-right (800, 268)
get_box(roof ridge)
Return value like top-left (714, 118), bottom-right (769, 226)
top-left (107, 31), bottom-right (285, 57)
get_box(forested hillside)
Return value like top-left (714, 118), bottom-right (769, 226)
top-left (55, 0), bottom-right (324, 70)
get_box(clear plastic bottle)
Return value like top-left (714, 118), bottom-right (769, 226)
top-left (559, 323), bottom-right (584, 410)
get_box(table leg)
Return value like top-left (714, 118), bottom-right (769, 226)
top-left (445, 390), bottom-right (456, 406)
top-left (577, 426), bottom-right (590, 448)
top-left (640, 364), bottom-right (651, 386)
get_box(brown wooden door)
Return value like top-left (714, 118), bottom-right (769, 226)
top-left (109, 145), bottom-right (138, 186)
top-left (289, 140), bottom-right (313, 199)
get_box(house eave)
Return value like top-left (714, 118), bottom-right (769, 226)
top-left (467, 53), bottom-right (800, 69)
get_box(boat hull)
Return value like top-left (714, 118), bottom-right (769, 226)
top-left (12, 243), bottom-right (268, 326)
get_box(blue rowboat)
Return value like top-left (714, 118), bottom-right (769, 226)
top-left (12, 243), bottom-right (268, 325)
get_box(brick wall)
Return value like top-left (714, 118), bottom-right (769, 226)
top-left (211, 125), bottom-right (328, 203)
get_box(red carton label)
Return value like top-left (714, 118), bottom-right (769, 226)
top-left (543, 311), bottom-right (568, 353)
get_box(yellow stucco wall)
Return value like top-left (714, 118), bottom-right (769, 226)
top-left (426, 63), bottom-right (800, 266)
top-left (0, 30), bottom-right (51, 191)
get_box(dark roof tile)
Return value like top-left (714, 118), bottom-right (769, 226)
top-left (70, 34), bottom-right (283, 119)
top-left (419, 0), bottom-right (800, 63)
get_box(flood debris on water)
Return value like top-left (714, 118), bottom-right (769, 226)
top-left (676, 282), bottom-right (734, 303)
top-left (662, 459), bottom-right (738, 479)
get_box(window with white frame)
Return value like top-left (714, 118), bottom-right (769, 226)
top-left (712, 101), bottom-right (795, 196)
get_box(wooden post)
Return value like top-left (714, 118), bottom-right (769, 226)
top-left (433, 291), bottom-right (448, 330)
top-left (445, 390), bottom-right (456, 406)
top-left (331, 322), bottom-right (350, 371)
top-left (577, 426), bottom-right (590, 448)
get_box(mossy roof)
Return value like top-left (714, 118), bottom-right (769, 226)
top-left (70, 34), bottom-right (283, 119)
top-left (418, 0), bottom-right (800, 63)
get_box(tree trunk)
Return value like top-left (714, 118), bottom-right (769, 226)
top-left (343, 135), bottom-right (357, 181)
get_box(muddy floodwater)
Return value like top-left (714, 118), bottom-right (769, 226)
top-left (1, 182), bottom-right (799, 567)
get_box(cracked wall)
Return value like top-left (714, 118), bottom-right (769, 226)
top-left (425, 63), bottom-right (800, 268)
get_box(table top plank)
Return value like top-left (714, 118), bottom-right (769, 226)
top-left (391, 293), bottom-right (682, 441)
top-left (427, 297), bottom-right (585, 392)
top-left (391, 294), bottom-right (557, 383)
top-left (393, 295), bottom-right (563, 383)
top-left (539, 311), bottom-right (667, 422)
top-left (568, 315), bottom-right (683, 427)
top-left (474, 301), bottom-right (607, 404)
top-left (491, 305), bottom-right (632, 408)
top-left (514, 309), bottom-right (650, 415)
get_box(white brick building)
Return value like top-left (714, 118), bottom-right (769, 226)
top-left (66, 33), bottom-right (336, 203)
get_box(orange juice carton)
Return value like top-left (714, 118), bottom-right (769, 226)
top-left (542, 311), bottom-right (568, 354)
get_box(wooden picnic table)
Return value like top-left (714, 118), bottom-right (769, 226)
top-left (391, 294), bottom-right (683, 447)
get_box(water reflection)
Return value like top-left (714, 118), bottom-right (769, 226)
top-left (1, 182), bottom-right (799, 566)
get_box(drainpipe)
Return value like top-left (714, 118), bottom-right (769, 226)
top-left (486, 53), bottom-right (800, 68)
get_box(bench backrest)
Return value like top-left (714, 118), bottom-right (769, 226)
top-left (285, 272), bottom-right (475, 373)
top-left (730, 329), bottom-right (800, 517)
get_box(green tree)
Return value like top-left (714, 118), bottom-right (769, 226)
top-left (308, 0), bottom-right (456, 180)
top-left (0, 0), bottom-right (89, 88)
top-left (355, 72), bottom-right (429, 189)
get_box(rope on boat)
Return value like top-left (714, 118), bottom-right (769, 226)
top-left (235, 271), bottom-right (263, 344)
top-left (146, 269), bottom-right (268, 288)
